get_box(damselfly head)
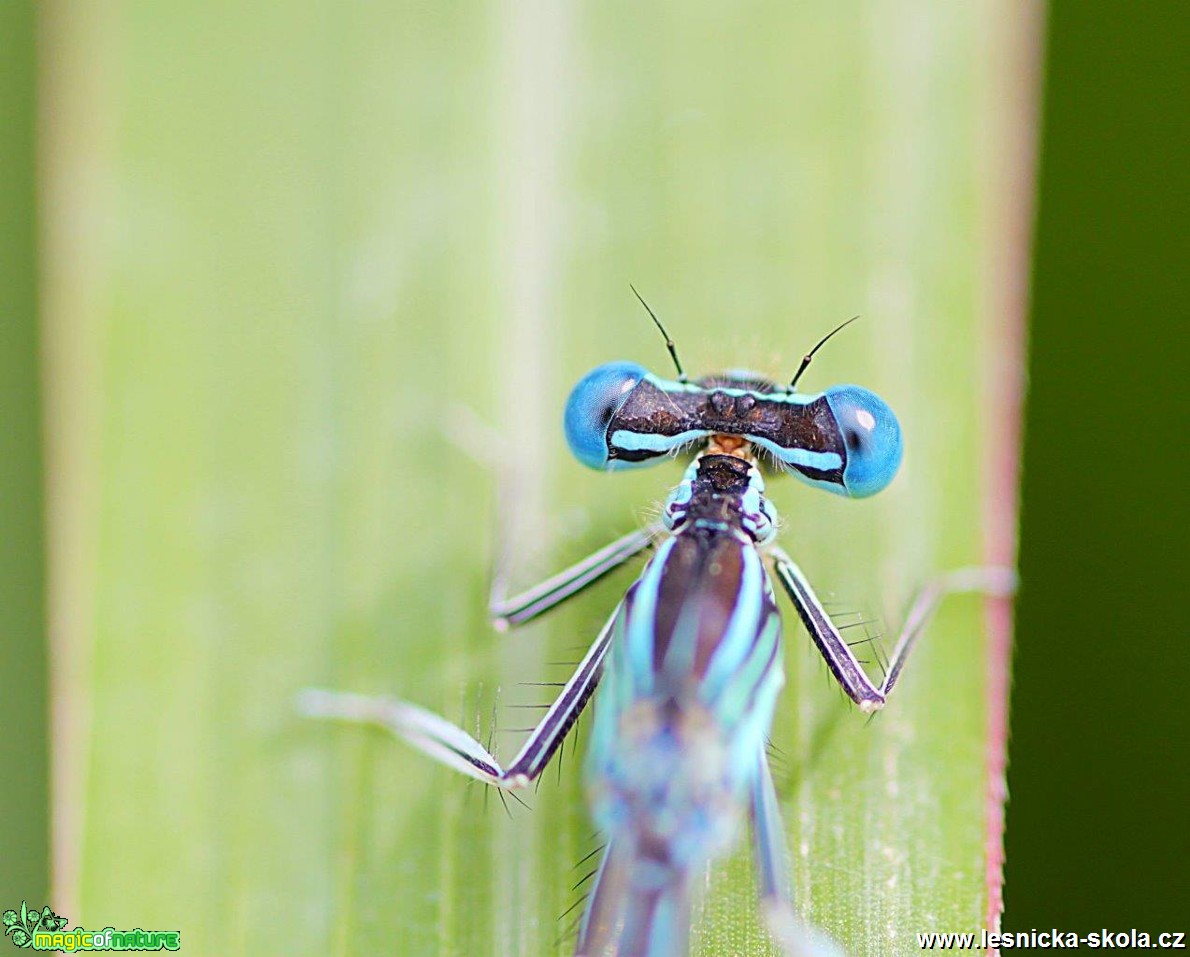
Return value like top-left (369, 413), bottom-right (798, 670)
top-left (564, 362), bottom-right (903, 498)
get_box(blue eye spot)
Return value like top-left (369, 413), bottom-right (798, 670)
top-left (564, 362), bottom-right (647, 469)
top-left (824, 385), bottom-right (903, 497)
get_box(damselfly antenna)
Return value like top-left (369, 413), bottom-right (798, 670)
top-left (630, 284), bottom-right (686, 382)
top-left (788, 315), bottom-right (859, 391)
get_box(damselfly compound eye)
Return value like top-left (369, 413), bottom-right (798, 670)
top-left (564, 361), bottom-right (647, 469)
top-left (823, 384), bottom-right (903, 497)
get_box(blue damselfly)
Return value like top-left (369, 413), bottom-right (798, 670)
top-left (300, 298), bottom-right (1011, 957)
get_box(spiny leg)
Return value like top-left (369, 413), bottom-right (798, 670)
top-left (769, 547), bottom-right (884, 712)
top-left (770, 546), bottom-right (1016, 712)
top-left (490, 523), bottom-right (662, 630)
top-left (298, 603), bottom-right (621, 789)
top-left (439, 402), bottom-right (661, 631)
top-left (750, 748), bottom-right (847, 957)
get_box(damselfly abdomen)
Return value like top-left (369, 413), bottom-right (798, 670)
top-left (300, 307), bottom-right (1010, 957)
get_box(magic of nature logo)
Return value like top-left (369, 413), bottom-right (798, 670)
top-left (3, 902), bottom-right (180, 951)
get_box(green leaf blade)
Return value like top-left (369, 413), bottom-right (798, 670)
top-left (46, 3), bottom-right (1034, 955)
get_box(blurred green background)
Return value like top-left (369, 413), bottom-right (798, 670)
top-left (2, 1), bottom-right (1185, 956)
top-left (1003, 2), bottom-right (1190, 936)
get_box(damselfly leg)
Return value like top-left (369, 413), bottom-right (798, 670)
top-left (299, 513), bottom-right (657, 788)
top-left (751, 747), bottom-right (847, 957)
top-left (490, 523), bottom-right (661, 630)
top-left (299, 600), bottom-right (621, 790)
top-left (877, 566), bottom-right (1017, 697)
top-left (437, 401), bottom-right (660, 632)
top-left (771, 546), bottom-right (1016, 712)
top-left (301, 475), bottom-right (661, 810)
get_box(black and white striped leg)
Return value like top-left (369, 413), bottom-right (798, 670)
top-left (490, 524), bottom-right (661, 631)
top-left (770, 546), bottom-right (1016, 713)
top-left (769, 547), bottom-right (886, 712)
top-left (298, 603), bottom-right (622, 789)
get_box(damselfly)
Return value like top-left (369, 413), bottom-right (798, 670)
top-left (300, 299), bottom-right (1011, 957)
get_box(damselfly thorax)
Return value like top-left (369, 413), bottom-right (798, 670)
top-left (586, 448), bottom-right (782, 929)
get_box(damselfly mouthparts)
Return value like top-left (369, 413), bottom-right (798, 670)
top-left (300, 304), bottom-right (1012, 957)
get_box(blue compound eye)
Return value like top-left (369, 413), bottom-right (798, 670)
top-left (564, 361), bottom-right (648, 469)
top-left (823, 385), bottom-right (903, 497)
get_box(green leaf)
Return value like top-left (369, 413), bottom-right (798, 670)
top-left (48, 3), bottom-right (1032, 956)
